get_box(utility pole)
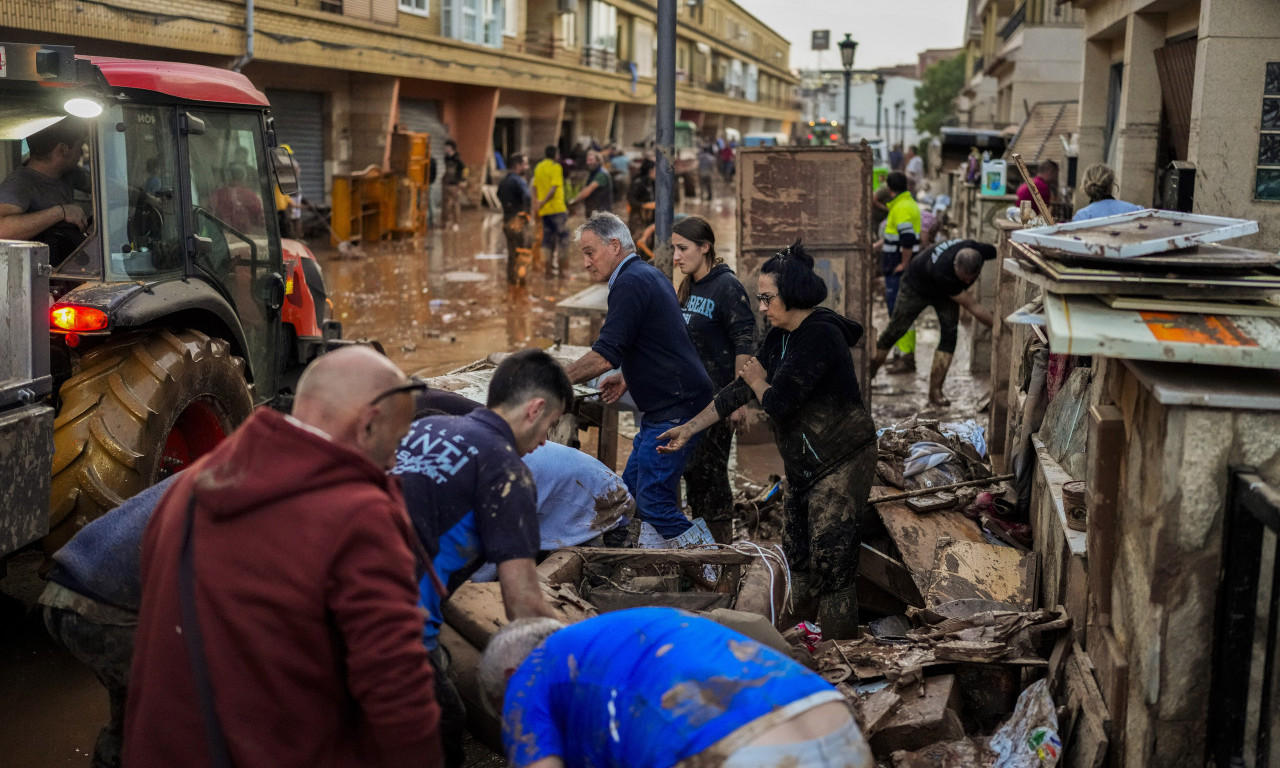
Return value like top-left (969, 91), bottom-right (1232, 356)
top-left (654, 0), bottom-right (676, 277)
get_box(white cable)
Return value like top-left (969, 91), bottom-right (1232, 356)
top-left (700, 541), bottom-right (791, 625)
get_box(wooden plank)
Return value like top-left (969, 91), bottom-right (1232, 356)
top-left (1086, 405), bottom-right (1124, 618)
top-left (858, 543), bottom-right (925, 608)
top-left (1061, 643), bottom-right (1110, 768)
top-left (1003, 255), bottom-right (1280, 299)
top-left (1101, 294), bottom-right (1280, 318)
top-left (923, 539), bottom-right (1037, 610)
top-left (872, 492), bottom-right (986, 578)
top-left (559, 546), bottom-right (755, 566)
top-left (1086, 623), bottom-right (1129, 768)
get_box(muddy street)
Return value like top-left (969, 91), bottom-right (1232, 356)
top-left (0, 189), bottom-right (988, 767)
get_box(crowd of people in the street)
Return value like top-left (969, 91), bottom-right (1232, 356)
top-left (25, 121), bottom-right (1059, 768)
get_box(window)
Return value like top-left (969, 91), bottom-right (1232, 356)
top-left (503, 0), bottom-right (518, 37)
top-left (100, 104), bottom-right (183, 281)
top-left (441, 0), bottom-right (504, 48)
top-left (399, 0), bottom-right (428, 16)
top-left (587, 1), bottom-right (616, 52)
top-left (561, 11), bottom-right (578, 49)
top-left (1256, 62), bottom-right (1280, 201)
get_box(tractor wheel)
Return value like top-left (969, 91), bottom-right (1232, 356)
top-left (46, 329), bottom-right (252, 553)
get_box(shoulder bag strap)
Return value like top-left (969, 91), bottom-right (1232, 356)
top-left (179, 495), bottom-right (236, 768)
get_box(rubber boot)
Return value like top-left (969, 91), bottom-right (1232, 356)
top-left (884, 352), bottom-right (916, 374)
top-left (870, 347), bottom-right (890, 377)
top-left (818, 585), bottom-right (861, 640)
top-left (788, 571), bottom-right (819, 625)
top-left (928, 351), bottom-right (953, 407)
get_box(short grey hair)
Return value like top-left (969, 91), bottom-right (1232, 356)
top-left (955, 247), bottom-right (984, 278)
top-left (478, 617), bottom-right (566, 716)
top-left (575, 211), bottom-right (635, 255)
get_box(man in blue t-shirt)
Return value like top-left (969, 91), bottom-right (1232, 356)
top-left (479, 608), bottom-right (873, 768)
top-left (562, 211), bottom-right (714, 543)
top-left (393, 348), bottom-right (573, 768)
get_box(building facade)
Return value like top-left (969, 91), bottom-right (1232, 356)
top-left (1, 0), bottom-right (797, 204)
top-left (1069, 0), bottom-right (1280, 246)
top-left (960, 0), bottom-right (1084, 129)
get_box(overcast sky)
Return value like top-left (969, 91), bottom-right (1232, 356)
top-left (736, 0), bottom-right (969, 72)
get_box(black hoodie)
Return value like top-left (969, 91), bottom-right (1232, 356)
top-left (682, 263), bottom-right (757, 389)
top-left (713, 307), bottom-right (876, 492)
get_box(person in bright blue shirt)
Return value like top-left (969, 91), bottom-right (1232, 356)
top-left (479, 608), bottom-right (873, 768)
top-left (1072, 163), bottom-right (1144, 222)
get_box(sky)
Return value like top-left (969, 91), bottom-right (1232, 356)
top-left (736, 0), bottom-right (969, 72)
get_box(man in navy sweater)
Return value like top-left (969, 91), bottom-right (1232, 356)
top-left (563, 212), bottom-right (714, 543)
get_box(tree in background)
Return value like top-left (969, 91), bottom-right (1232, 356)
top-left (914, 54), bottom-right (966, 138)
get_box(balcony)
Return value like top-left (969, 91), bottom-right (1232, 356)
top-left (515, 30), bottom-right (580, 66)
top-left (581, 46), bottom-right (618, 73)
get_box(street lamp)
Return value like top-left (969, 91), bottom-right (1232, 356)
top-left (838, 34), bottom-right (857, 144)
top-left (895, 100), bottom-right (905, 146)
top-left (873, 73), bottom-right (886, 138)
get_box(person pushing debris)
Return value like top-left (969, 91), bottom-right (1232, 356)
top-left (479, 608), bottom-right (873, 768)
top-left (871, 238), bottom-right (997, 407)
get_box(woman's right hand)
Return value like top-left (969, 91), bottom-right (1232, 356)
top-left (656, 424), bottom-right (691, 453)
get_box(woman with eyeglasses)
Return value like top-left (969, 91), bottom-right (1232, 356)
top-left (658, 241), bottom-right (876, 639)
top-left (670, 216), bottom-right (756, 543)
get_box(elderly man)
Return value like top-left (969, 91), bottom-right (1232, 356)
top-left (871, 238), bottom-right (997, 407)
top-left (563, 212), bottom-right (714, 546)
top-left (567, 150), bottom-right (614, 217)
top-left (0, 119), bottom-right (89, 263)
top-left (479, 609), bottom-right (873, 768)
top-left (393, 348), bottom-right (573, 768)
top-left (125, 346), bottom-right (440, 768)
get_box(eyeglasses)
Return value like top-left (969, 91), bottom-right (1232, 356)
top-left (755, 292), bottom-right (776, 304)
top-left (368, 380), bottom-right (428, 407)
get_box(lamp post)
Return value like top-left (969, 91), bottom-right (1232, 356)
top-left (895, 100), bottom-right (905, 147)
top-left (873, 73), bottom-right (886, 138)
top-left (838, 34), bottom-right (857, 144)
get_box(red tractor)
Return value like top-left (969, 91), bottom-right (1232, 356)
top-left (0, 43), bottom-right (342, 554)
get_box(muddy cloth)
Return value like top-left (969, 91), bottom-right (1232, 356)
top-left (44, 473), bottom-right (177, 613)
top-left (502, 607), bottom-right (846, 768)
top-left (682, 263), bottom-right (756, 390)
top-left (713, 307), bottom-right (876, 494)
top-left (876, 278), bottom-right (962, 354)
top-left (392, 409), bottom-right (540, 650)
top-left (442, 153), bottom-right (466, 187)
top-left (785, 442), bottom-right (878, 598)
top-left (594, 255), bottom-right (714, 423)
top-left (125, 408), bottom-right (440, 768)
top-left (472, 442), bottom-right (634, 582)
top-left (682, 419), bottom-right (735, 529)
top-left (903, 238), bottom-right (997, 301)
top-left (44, 604), bottom-right (134, 768)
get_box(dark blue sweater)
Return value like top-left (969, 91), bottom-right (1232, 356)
top-left (593, 256), bottom-right (714, 423)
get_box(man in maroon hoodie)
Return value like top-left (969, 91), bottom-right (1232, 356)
top-left (124, 345), bottom-right (441, 768)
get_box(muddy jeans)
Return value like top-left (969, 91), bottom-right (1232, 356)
top-left (682, 418), bottom-right (734, 530)
top-left (503, 215), bottom-right (531, 285)
top-left (43, 607), bottom-right (134, 768)
top-left (876, 278), bottom-right (960, 354)
top-left (540, 212), bottom-right (570, 272)
top-left (783, 442), bottom-right (877, 598)
top-left (429, 645), bottom-right (467, 768)
top-left (722, 717), bottom-right (873, 768)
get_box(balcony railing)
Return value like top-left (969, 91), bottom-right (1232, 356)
top-left (581, 46), bottom-right (618, 73)
top-left (999, 3), bottom-right (1026, 40)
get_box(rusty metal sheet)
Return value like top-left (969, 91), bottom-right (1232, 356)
top-left (1011, 209), bottom-right (1258, 258)
top-left (1043, 294), bottom-right (1280, 369)
top-left (736, 146), bottom-right (875, 394)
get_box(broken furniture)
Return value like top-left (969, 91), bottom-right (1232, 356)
top-left (992, 209), bottom-right (1280, 765)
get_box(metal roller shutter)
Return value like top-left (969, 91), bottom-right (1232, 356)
top-left (264, 90), bottom-right (326, 204)
top-left (397, 99), bottom-right (449, 214)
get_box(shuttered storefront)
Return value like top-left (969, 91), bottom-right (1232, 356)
top-left (265, 90), bottom-right (326, 204)
top-left (397, 99), bottom-right (449, 215)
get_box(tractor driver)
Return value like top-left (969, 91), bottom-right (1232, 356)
top-left (0, 119), bottom-right (90, 264)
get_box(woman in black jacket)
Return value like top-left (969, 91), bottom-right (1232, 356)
top-left (671, 217), bottom-right (755, 542)
top-left (659, 242), bottom-right (876, 639)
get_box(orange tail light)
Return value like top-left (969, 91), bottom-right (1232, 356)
top-left (51, 305), bottom-right (109, 332)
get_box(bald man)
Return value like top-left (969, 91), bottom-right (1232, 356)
top-left (124, 346), bottom-right (442, 768)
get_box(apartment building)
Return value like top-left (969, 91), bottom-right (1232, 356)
top-left (1, 0), bottom-right (797, 203)
top-left (1068, 0), bottom-right (1279, 246)
top-left (959, 0), bottom-right (1084, 129)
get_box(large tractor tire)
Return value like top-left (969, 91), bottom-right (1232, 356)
top-left (47, 329), bottom-right (252, 553)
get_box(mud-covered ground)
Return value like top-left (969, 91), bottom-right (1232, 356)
top-left (0, 184), bottom-right (991, 766)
